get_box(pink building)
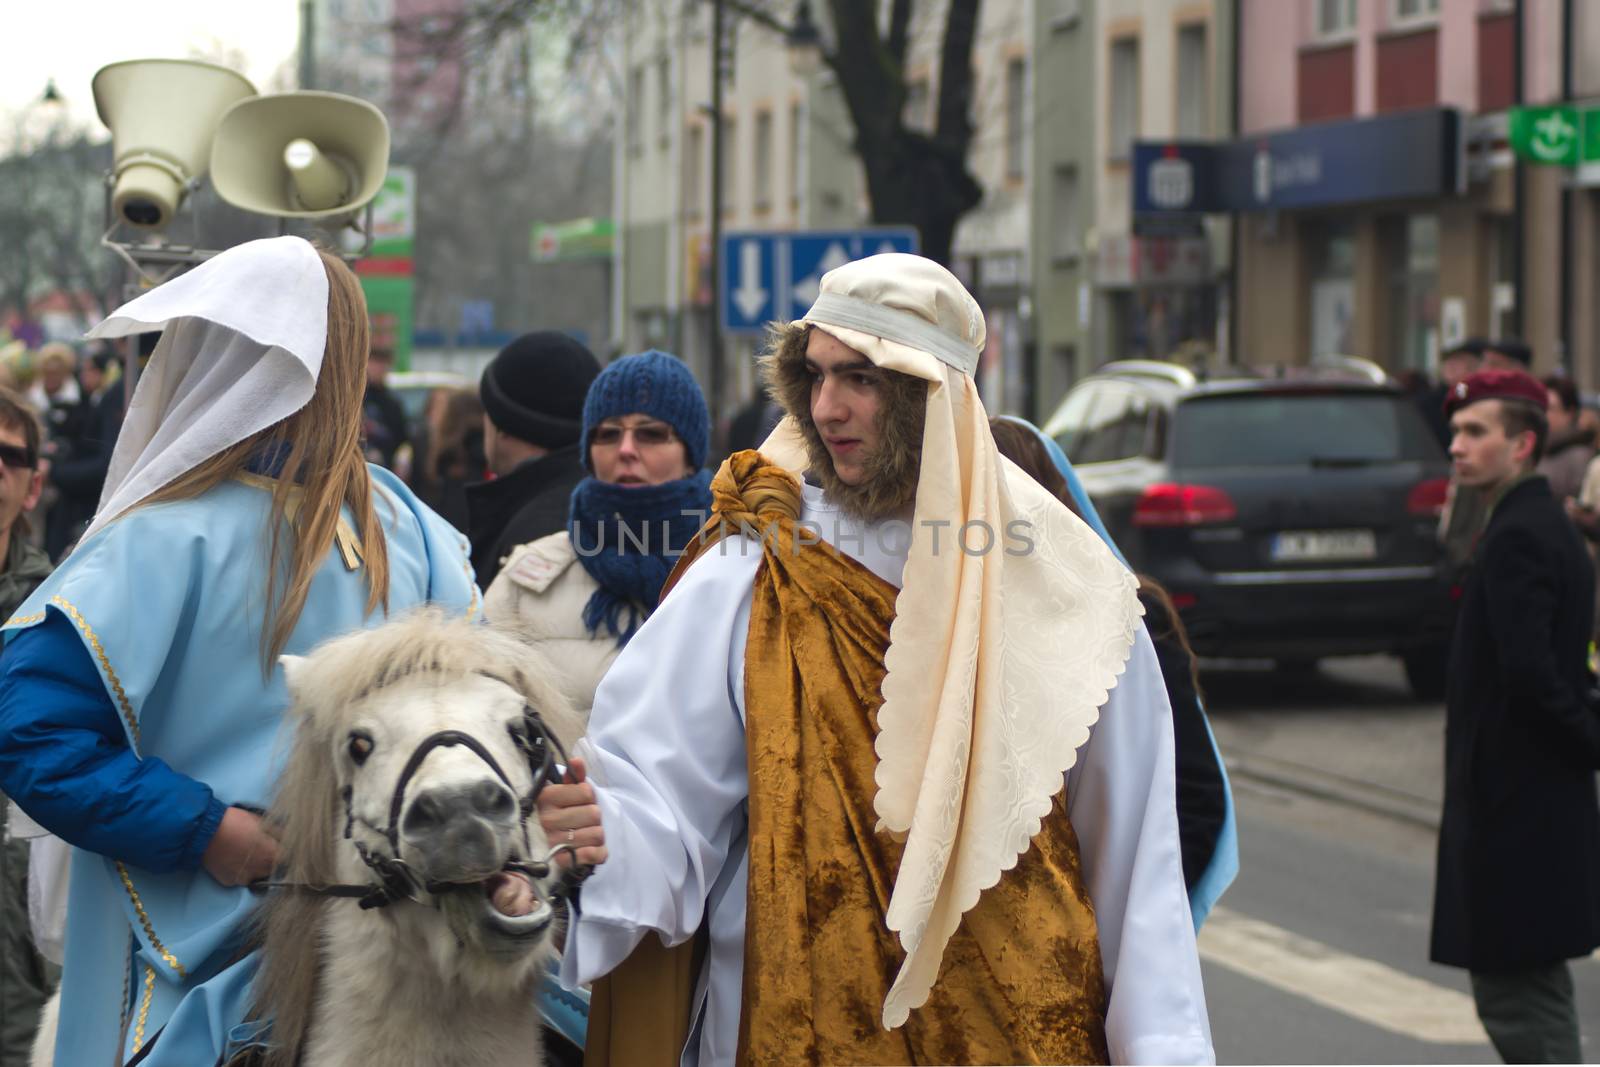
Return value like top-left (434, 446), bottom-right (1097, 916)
top-left (1231, 0), bottom-right (1596, 384)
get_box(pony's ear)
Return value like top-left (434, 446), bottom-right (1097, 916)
top-left (279, 654), bottom-right (310, 700)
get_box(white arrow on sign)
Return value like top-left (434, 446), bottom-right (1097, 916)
top-left (791, 241), bottom-right (852, 311)
top-left (733, 240), bottom-right (769, 322)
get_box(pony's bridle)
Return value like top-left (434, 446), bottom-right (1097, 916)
top-left (258, 703), bottom-right (591, 914)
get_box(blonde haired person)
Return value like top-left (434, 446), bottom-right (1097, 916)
top-left (0, 238), bottom-right (481, 1067)
top-left (23, 343), bottom-right (78, 420)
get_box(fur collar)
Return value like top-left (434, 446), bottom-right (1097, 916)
top-left (758, 324), bottom-right (926, 524)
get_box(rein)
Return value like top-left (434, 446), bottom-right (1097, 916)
top-left (253, 703), bottom-right (592, 913)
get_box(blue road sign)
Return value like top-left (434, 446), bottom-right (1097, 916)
top-left (720, 228), bottom-right (920, 334)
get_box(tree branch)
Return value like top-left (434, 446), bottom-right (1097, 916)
top-left (933, 0), bottom-right (979, 149)
top-left (887, 0), bottom-right (913, 68)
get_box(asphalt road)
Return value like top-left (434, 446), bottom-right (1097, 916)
top-left (1198, 656), bottom-right (1600, 1064)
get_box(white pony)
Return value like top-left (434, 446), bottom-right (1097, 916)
top-left (248, 610), bottom-right (584, 1067)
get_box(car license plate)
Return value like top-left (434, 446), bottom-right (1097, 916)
top-left (1271, 529), bottom-right (1377, 562)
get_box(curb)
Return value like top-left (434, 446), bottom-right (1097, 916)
top-left (1225, 750), bottom-right (1442, 832)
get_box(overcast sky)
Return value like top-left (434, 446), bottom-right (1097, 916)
top-left (4, 1), bottom-right (299, 138)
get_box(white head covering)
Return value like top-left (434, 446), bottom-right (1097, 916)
top-left (760, 253), bottom-right (1142, 1028)
top-left (80, 235), bottom-right (330, 542)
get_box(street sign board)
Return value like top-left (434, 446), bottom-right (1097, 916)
top-left (531, 217), bottom-right (615, 262)
top-left (1509, 105), bottom-right (1581, 165)
top-left (719, 228), bottom-right (920, 334)
top-left (1131, 108), bottom-right (1462, 222)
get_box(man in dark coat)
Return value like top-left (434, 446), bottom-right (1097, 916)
top-left (361, 346), bottom-right (411, 471)
top-left (466, 331), bottom-right (601, 586)
top-left (0, 390), bottom-right (56, 1061)
top-left (1432, 369), bottom-right (1600, 1063)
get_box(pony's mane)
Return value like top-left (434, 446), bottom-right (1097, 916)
top-left (253, 609), bottom-right (576, 1067)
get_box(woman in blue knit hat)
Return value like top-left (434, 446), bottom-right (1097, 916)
top-left (484, 350), bottom-right (712, 721)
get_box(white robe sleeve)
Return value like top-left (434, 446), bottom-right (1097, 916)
top-left (560, 540), bottom-right (762, 989)
top-left (1068, 627), bottom-right (1215, 1066)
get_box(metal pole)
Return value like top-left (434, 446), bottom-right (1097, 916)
top-left (708, 0), bottom-right (726, 441)
top-left (1560, 0), bottom-right (1574, 374)
top-left (1510, 0), bottom-right (1525, 340)
top-left (299, 0), bottom-right (316, 90)
top-left (1228, 0), bottom-right (1241, 368)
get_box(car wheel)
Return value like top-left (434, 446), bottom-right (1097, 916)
top-left (1401, 645), bottom-right (1450, 702)
top-left (1274, 658), bottom-right (1319, 675)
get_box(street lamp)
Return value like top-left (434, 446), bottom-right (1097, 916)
top-left (786, 1), bottom-right (823, 76)
top-left (40, 80), bottom-right (63, 107)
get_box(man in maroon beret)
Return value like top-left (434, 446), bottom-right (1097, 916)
top-left (1431, 368), bottom-right (1600, 1063)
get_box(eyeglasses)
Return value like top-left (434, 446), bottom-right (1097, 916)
top-left (591, 423), bottom-right (677, 449)
top-left (0, 443), bottom-right (35, 471)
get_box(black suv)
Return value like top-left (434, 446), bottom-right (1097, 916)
top-left (1040, 359), bottom-right (1455, 698)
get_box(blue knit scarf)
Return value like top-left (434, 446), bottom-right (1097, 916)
top-left (568, 470), bottom-right (714, 645)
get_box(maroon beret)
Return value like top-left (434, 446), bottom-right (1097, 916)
top-left (1444, 369), bottom-right (1549, 417)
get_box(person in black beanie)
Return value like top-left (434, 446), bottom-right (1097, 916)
top-left (466, 330), bottom-right (601, 585)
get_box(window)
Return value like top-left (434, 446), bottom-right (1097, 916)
top-left (685, 122), bottom-right (704, 218)
top-left (753, 110), bottom-right (773, 212)
top-left (657, 56), bottom-right (671, 148)
top-left (1176, 23), bottom-right (1209, 138)
top-left (1052, 165), bottom-right (1080, 260)
top-left (1392, 0), bottom-right (1440, 25)
top-left (1047, 384), bottom-right (1100, 455)
top-left (1005, 58), bottom-right (1026, 181)
top-left (1313, 0), bottom-right (1357, 38)
top-left (790, 100), bottom-right (804, 211)
top-left (904, 77), bottom-right (931, 132)
top-left (627, 65), bottom-right (644, 155)
top-left (1074, 386), bottom-right (1143, 464)
top-left (1172, 394), bottom-right (1439, 468)
top-left (1109, 38), bottom-right (1139, 162)
top-left (1387, 213), bottom-right (1440, 373)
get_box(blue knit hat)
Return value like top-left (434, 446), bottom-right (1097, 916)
top-left (581, 350), bottom-right (710, 472)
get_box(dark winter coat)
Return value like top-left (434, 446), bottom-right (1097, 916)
top-left (466, 443), bottom-right (587, 587)
top-left (1430, 475), bottom-right (1600, 971)
top-left (45, 384), bottom-right (124, 560)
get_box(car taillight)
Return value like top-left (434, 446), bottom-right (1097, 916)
top-left (1407, 477), bottom-right (1450, 518)
top-left (1132, 483), bottom-right (1238, 527)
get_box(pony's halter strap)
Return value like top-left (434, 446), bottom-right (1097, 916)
top-left (335, 703), bottom-right (569, 910)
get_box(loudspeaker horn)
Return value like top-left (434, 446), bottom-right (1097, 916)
top-left (210, 92), bottom-right (390, 222)
top-left (92, 59), bottom-right (259, 230)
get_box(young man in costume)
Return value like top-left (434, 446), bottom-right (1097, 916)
top-left (544, 254), bottom-right (1212, 1065)
top-left (1432, 369), bottom-right (1600, 1063)
top-left (0, 237), bottom-right (481, 1066)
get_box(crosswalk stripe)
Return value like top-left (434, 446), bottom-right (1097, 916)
top-left (1198, 906), bottom-right (1487, 1045)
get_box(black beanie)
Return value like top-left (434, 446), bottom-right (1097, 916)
top-left (480, 331), bottom-right (602, 449)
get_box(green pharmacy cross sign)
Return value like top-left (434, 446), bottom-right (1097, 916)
top-left (1509, 105), bottom-right (1600, 166)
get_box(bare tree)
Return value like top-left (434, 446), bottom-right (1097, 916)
top-left (733, 0), bottom-right (984, 266)
top-left (386, 0), bottom-right (984, 265)
top-left (0, 119), bottom-right (116, 328)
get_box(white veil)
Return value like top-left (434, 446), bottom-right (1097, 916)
top-left (81, 235), bottom-right (330, 542)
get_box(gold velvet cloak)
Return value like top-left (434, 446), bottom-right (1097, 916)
top-left (586, 452), bottom-right (1109, 1067)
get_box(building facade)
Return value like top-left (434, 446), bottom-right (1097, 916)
top-left (614, 0), bottom-right (1240, 422)
top-left (1089, 0), bottom-right (1234, 388)
top-left (1229, 0), bottom-right (1592, 380)
top-left (613, 0), bottom-right (860, 415)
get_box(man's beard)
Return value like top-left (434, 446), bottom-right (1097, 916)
top-left (757, 324), bottom-right (927, 524)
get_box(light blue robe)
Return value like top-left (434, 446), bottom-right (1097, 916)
top-left (1000, 415), bottom-right (1239, 930)
top-left (0, 466), bottom-right (478, 1066)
